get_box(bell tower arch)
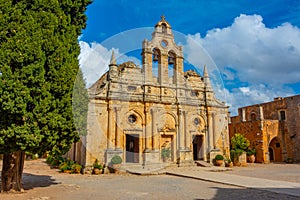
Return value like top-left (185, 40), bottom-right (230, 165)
top-left (142, 16), bottom-right (184, 86)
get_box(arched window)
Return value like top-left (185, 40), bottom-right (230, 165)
top-left (152, 48), bottom-right (160, 78)
top-left (168, 51), bottom-right (175, 78)
top-left (162, 23), bottom-right (167, 34)
top-left (251, 113), bottom-right (256, 121)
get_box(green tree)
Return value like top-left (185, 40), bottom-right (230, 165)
top-left (230, 133), bottom-right (250, 151)
top-left (0, 0), bottom-right (91, 192)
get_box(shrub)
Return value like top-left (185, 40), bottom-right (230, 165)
top-left (93, 159), bottom-right (103, 169)
top-left (246, 148), bottom-right (256, 156)
top-left (71, 163), bottom-right (82, 174)
top-left (111, 155), bottom-right (122, 164)
top-left (215, 154), bottom-right (224, 160)
top-left (231, 133), bottom-right (250, 151)
top-left (59, 159), bottom-right (74, 172)
top-left (46, 155), bottom-right (64, 167)
top-left (161, 147), bottom-right (171, 159)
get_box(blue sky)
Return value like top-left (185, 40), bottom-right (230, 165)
top-left (78, 0), bottom-right (300, 115)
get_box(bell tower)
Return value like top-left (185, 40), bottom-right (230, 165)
top-left (142, 16), bottom-right (184, 86)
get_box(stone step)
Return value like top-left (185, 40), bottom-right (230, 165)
top-left (195, 160), bottom-right (213, 167)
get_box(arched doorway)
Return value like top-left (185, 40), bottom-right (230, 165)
top-left (269, 137), bottom-right (282, 162)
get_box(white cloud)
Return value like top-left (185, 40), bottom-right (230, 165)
top-left (224, 84), bottom-right (294, 115)
top-left (185, 14), bottom-right (300, 115)
top-left (78, 41), bottom-right (141, 87)
top-left (193, 14), bottom-right (300, 86)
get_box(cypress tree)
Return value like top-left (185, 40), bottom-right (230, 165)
top-left (0, 0), bottom-right (91, 192)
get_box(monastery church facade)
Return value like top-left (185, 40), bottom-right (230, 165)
top-left (70, 17), bottom-right (230, 167)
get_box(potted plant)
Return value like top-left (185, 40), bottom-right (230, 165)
top-left (111, 155), bottom-right (122, 173)
top-left (230, 133), bottom-right (249, 166)
top-left (161, 147), bottom-right (171, 162)
top-left (92, 159), bottom-right (103, 175)
top-left (224, 157), bottom-right (233, 167)
top-left (71, 163), bottom-right (82, 174)
top-left (246, 148), bottom-right (256, 163)
top-left (214, 154), bottom-right (224, 166)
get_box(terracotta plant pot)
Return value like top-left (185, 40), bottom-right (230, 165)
top-left (248, 155), bottom-right (255, 163)
top-left (93, 168), bottom-right (101, 175)
top-left (112, 164), bottom-right (121, 174)
top-left (215, 159), bottom-right (223, 166)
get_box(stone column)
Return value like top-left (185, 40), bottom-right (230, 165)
top-left (107, 105), bottom-right (114, 149)
top-left (202, 135), bottom-right (207, 161)
top-left (145, 108), bottom-right (151, 151)
top-left (184, 111), bottom-right (190, 150)
top-left (178, 110), bottom-right (184, 150)
top-left (114, 107), bottom-right (121, 150)
top-left (151, 109), bottom-right (158, 150)
top-left (212, 112), bottom-right (217, 149)
top-left (208, 112), bottom-right (213, 151)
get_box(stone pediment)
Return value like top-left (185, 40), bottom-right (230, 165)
top-left (184, 70), bottom-right (201, 78)
top-left (118, 61), bottom-right (138, 71)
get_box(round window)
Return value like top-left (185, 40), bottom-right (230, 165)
top-left (128, 114), bottom-right (137, 123)
top-left (194, 118), bottom-right (200, 125)
top-left (161, 40), bottom-right (168, 48)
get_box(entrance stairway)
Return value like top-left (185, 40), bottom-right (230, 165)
top-left (123, 160), bottom-right (211, 175)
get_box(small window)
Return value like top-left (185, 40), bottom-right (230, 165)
top-left (191, 90), bottom-right (199, 97)
top-left (194, 118), bottom-right (200, 125)
top-left (280, 110), bottom-right (286, 121)
top-left (128, 114), bottom-right (137, 123)
top-left (276, 142), bottom-right (280, 148)
top-left (162, 23), bottom-right (167, 34)
top-left (127, 86), bottom-right (137, 91)
top-left (251, 113), bottom-right (256, 121)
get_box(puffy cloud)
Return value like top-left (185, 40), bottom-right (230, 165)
top-left (78, 41), bottom-right (110, 87)
top-left (185, 14), bottom-right (300, 115)
top-left (78, 41), bottom-right (140, 87)
top-left (224, 84), bottom-right (294, 115)
top-left (192, 14), bottom-right (300, 85)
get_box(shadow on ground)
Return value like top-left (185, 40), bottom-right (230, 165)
top-left (0, 173), bottom-right (59, 191)
top-left (194, 187), bottom-right (300, 200)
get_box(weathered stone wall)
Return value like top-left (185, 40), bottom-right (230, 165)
top-left (230, 95), bottom-right (300, 163)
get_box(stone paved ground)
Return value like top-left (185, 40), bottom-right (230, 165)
top-left (223, 162), bottom-right (300, 183)
top-left (0, 160), bottom-right (299, 200)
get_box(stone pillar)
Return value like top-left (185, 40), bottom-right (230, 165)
top-left (208, 112), bottom-right (213, 151)
top-left (184, 111), bottom-right (190, 150)
top-left (174, 56), bottom-right (184, 85)
top-left (107, 105), bottom-right (114, 149)
top-left (178, 110), bottom-right (184, 150)
top-left (159, 53), bottom-right (169, 86)
top-left (151, 109), bottom-right (158, 150)
top-left (202, 135), bottom-right (207, 161)
top-left (145, 108), bottom-right (151, 152)
top-left (259, 106), bottom-right (264, 120)
top-left (212, 112), bottom-right (217, 149)
top-left (114, 107), bottom-right (121, 150)
top-left (242, 108), bottom-right (246, 122)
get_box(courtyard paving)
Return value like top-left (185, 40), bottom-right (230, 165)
top-left (0, 160), bottom-right (300, 200)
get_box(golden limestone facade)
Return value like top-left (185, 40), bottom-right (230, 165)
top-left (74, 17), bottom-right (230, 167)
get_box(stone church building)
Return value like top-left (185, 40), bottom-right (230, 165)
top-left (70, 17), bottom-right (230, 168)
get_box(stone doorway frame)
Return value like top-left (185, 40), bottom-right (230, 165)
top-left (159, 132), bottom-right (176, 162)
top-left (192, 134), bottom-right (205, 160)
top-left (124, 132), bottom-right (142, 163)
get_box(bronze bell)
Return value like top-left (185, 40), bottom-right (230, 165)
top-left (168, 56), bottom-right (174, 64)
top-left (153, 51), bottom-right (159, 61)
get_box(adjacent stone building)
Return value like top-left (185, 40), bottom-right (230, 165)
top-left (229, 95), bottom-right (300, 163)
top-left (70, 17), bottom-right (230, 168)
